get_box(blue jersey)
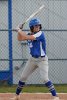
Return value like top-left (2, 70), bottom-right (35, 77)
top-left (28, 31), bottom-right (46, 58)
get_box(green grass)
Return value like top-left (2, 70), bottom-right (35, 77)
top-left (0, 84), bottom-right (67, 93)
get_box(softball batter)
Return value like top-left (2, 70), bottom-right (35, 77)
top-left (11, 18), bottom-right (59, 100)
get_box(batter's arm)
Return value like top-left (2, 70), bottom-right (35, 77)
top-left (17, 29), bottom-right (35, 41)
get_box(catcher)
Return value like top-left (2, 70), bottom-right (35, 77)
top-left (11, 18), bottom-right (59, 100)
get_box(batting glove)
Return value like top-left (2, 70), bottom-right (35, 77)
top-left (18, 24), bottom-right (24, 29)
top-left (16, 24), bottom-right (24, 32)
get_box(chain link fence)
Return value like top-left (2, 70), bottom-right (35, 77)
top-left (0, 0), bottom-right (67, 85)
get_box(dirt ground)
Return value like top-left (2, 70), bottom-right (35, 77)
top-left (0, 93), bottom-right (67, 100)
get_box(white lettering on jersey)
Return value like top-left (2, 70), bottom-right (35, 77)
top-left (29, 42), bottom-right (33, 48)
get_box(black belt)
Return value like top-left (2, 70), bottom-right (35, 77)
top-left (41, 56), bottom-right (45, 58)
top-left (32, 55), bottom-right (45, 58)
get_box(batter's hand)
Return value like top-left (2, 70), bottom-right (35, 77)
top-left (16, 24), bottom-right (24, 32)
top-left (18, 24), bottom-right (24, 29)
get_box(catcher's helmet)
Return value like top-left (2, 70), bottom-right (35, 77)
top-left (29, 18), bottom-right (41, 28)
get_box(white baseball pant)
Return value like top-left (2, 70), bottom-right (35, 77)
top-left (20, 55), bottom-right (49, 83)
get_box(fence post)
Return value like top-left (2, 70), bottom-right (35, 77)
top-left (8, 0), bottom-right (13, 85)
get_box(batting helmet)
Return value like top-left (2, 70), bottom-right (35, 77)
top-left (29, 18), bottom-right (41, 28)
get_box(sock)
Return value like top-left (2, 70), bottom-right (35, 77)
top-left (16, 81), bottom-right (25, 95)
top-left (45, 81), bottom-right (57, 96)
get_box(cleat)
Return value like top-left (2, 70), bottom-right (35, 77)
top-left (53, 96), bottom-right (59, 100)
top-left (10, 95), bottom-right (20, 100)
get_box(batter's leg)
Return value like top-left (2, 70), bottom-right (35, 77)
top-left (38, 56), bottom-right (58, 97)
top-left (15, 56), bottom-right (38, 96)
